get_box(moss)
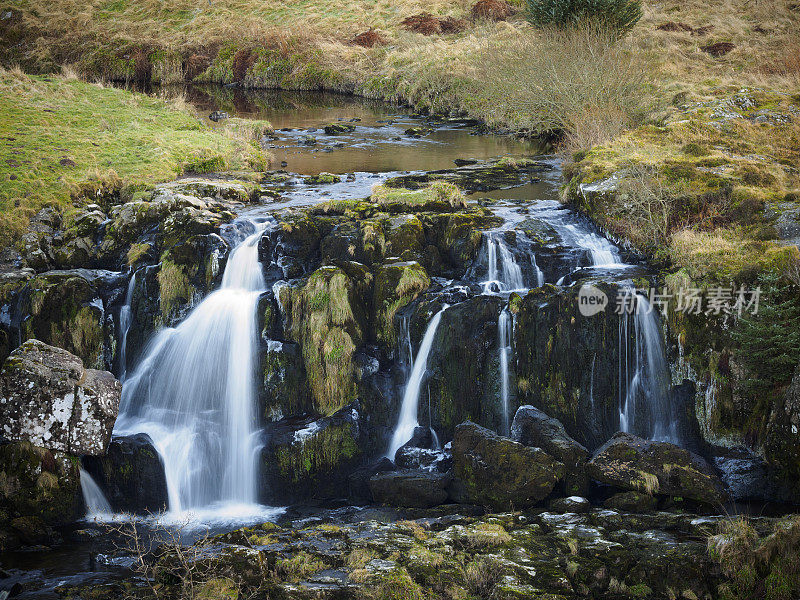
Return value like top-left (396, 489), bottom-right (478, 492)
top-left (362, 568), bottom-right (426, 600)
top-left (126, 242), bottom-right (151, 266)
top-left (288, 265), bottom-right (370, 415)
top-left (302, 172), bottom-right (341, 184)
top-left (274, 420), bottom-right (360, 482)
top-left (156, 257), bottom-right (193, 323)
top-left (371, 181), bottom-right (466, 211)
top-left (276, 550), bottom-right (327, 582)
top-left (373, 262), bottom-right (431, 348)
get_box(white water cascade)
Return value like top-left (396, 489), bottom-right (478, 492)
top-left (618, 294), bottom-right (676, 443)
top-left (118, 270), bottom-right (136, 382)
top-left (563, 224), bottom-right (622, 267)
top-left (483, 235), bottom-right (525, 293)
top-left (79, 468), bottom-right (112, 518)
top-left (115, 220), bottom-right (269, 516)
top-left (497, 308), bottom-right (513, 436)
top-left (387, 305), bottom-right (448, 460)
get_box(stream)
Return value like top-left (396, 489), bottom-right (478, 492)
top-left (1, 86), bottom-right (682, 598)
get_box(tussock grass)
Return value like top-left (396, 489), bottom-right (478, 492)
top-left (474, 23), bottom-right (652, 150)
top-left (0, 68), bottom-right (270, 247)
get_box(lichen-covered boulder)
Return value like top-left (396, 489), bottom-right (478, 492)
top-left (587, 432), bottom-right (727, 506)
top-left (369, 470), bottom-right (451, 508)
top-left (451, 421), bottom-right (564, 509)
top-left (82, 434), bottom-right (167, 514)
top-left (0, 340), bottom-right (120, 455)
top-left (511, 405), bottom-right (590, 495)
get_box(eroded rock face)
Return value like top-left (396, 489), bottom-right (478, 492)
top-left (0, 340), bottom-right (120, 456)
top-left (588, 432), bottom-right (727, 506)
top-left (451, 421), bottom-right (564, 509)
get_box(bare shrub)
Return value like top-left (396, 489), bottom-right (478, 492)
top-left (614, 164), bottom-right (674, 248)
top-left (474, 22), bottom-right (651, 150)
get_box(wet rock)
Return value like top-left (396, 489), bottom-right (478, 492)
top-left (588, 432), bottom-right (727, 506)
top-left (549, 495), bottom-right (590, 513)
top-left (369, 470), bottom-right (451, 508)
top-left (323, 123), bottom-right (356, 135)
top-left (603, 490), bottom-right (658, 512)
top-left (0, 440), bottom-right (82, 546)
top-left (373, 261), bottom-right (430, 350)
top-left (261, 405), bottom-right (362, 503)
top-left (82, 434), bottom-right (168, 513)
top-left (511, 404), bottom-right (590, 495)
top-left (450, 422), bottom-right (564, 509)
top-left (419, 296), bottom-right (505, 438)
top-left (0, 340), bottom-right (120, 455)
top-left (15, 269), bottom-right (115, 369)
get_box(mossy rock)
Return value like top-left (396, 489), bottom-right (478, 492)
top-left (373, 261), bottom-right (431, 350)
top-left (323, 123), bottom-right (356, 135)
top-left (302, 172), bottom-right (341, 184)
top-left (0, 441), bottom-right (82, 530)
top-left (19, 270), bottom-right (107, 369)
top-left (285, 264), bottom-right (371, 415)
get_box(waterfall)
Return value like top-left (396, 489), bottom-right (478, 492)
top-left (563, 224), bottom-right (622, 267)
top-left (79, 468), bottom-right (112, 518)
top-left (498, 308), bottom-right (513, 436)
top-left (118, 270), bottom-right (136, 382)
top-left (483, 235), bottom-right (524, 294)
top-left (387, 305), bottom-right (448, 459)
top-left (531, 255), bottom-right (545, 287)
top-left (115, 220), bottom-right (269, 515)
top-left (618, 294), bottom-right (675, 443)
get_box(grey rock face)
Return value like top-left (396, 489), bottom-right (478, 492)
top-left (0, 340), bottom-right (120, 455)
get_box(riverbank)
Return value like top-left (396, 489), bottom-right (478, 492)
top-left (0, 68), bottom-right (272, 247)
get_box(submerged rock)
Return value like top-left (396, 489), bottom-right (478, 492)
top-left (0, 340), bottom-right (120, 456)
top-left (588, 432), bottom-right (727, 506)
top-left (451, 421), bottom-right (564, 509)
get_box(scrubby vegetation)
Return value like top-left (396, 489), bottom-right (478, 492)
top-left (525, 0), bottom-right (642, 35)
top-left (709, 516), bottom-right (800, 600)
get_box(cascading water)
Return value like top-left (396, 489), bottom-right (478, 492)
top-left (618, 294), bottom-right (676, 443)
top-left (79, 468), bottom-right (112, 518)
top-left (115, 219), bottom-right (270, 516)
top-left (497, 308), bottom-right (513, 436)
top-left (118, 270), bottom-right (136, 382)
top-left (483, 235), bottom-right (525, 293)
top-left (562, 224), bottom-right (622, 267)
top-left (387, 305), bottom-right (448, 459)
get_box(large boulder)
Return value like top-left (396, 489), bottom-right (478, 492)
top-left (511, 405), bottom-right (590, 495)
top-left (587, 432), bottom-right (727, 506)
top-left (82, 434), bottom-right (168, 514)
top-left (0, 340), bottom-right (121, 455)
top-left (451, 422), bottom-right (564, 509)
top-left (369, 470), bottom-right (451, 508)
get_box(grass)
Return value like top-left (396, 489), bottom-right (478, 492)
top-left (708, 516), bottom-right (800, 600)
top-left (0, 67), bottom-right (270, 247)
